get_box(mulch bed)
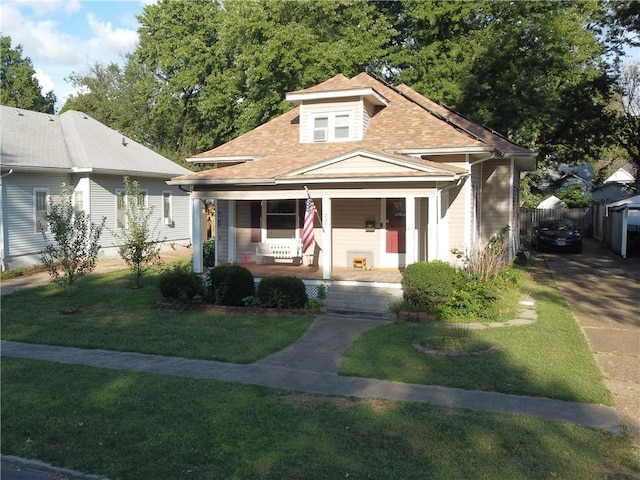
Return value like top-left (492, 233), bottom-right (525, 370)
top-left (155, 301), bottom-right (313, 316)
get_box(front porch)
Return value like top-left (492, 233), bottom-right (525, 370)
top-left (241, 261), bottom-right (404, 284)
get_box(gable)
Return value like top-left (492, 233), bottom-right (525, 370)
top-left (284, 150), bottom-right (464, 179)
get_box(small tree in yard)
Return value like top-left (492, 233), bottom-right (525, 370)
top-left (40, 184), bottom-right (106, 297)
top-left (112, 176), bottom-right (162, 288)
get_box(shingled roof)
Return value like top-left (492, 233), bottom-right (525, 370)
top-left (1, 105), bottom-right (191, 178)
top-left (174, 72), bottom-right (535, 184)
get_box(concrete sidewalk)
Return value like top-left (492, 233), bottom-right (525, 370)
top-left (0, 313), bottom-right (623, 434)
top-left (540, 238), bottom-right (640, 446)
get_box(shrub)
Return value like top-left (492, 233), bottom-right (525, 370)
top-left (203, 238), bottom-right (216, 268)
top-left (207, 265), bottom-right (254, 306)
top-left (402, 261), bottom-right (457, 312)
top-left (158, 264), bottom-right (202, 302)
top-left (439, 272), bottom-right (500, 321)
top-left (257, 276), bottom-right (308, 309)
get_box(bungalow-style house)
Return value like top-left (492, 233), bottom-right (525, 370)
top-left (169, 73), bottom-right (537, 279)
top-left (0, 105), bottom-right (193, 271)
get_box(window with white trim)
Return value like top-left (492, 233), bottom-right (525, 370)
top-left (163, 191), bottom-right (172, 222)
top-left (34, 188), bottom-right (49, 233)
top-left (74, 191), bottom-right (85, 213)
top-left (265, 200), bottom-right (298, 239)
top-left (312, 112), bottom-right (351, 142)
top-left (116, 188), bottom-right (148, 229)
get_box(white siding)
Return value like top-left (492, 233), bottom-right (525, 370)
top-left (299, 99), bottom-right (361, 143)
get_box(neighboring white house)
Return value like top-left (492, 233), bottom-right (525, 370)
top-left (0, 105), bottom-right (193, 271)
top-left (537, 195), bottom-right (567, 209)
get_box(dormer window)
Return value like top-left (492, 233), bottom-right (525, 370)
top-left (312, 112), bottom-right (351, 142)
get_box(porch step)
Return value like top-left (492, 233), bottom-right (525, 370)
top-left (321, 283), bottom-right (403, 319)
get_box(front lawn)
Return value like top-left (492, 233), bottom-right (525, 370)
top-left (0, 267), bottom-right (313, 363)
top-left (2, 358), bottom-right (638, 480)
top-left (341, 266), bottom-right (614, 405)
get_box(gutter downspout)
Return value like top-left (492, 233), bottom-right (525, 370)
top-left (0, 169), bottom-right (14, 271)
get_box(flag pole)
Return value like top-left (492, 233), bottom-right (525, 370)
top-left (304, 186), bottom-right (324, 231)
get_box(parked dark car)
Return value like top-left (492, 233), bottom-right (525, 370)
top-left (531, 219), bottom-right (582, 253)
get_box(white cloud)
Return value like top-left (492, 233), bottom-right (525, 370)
top-left (4, 0), bottom-right (80, 15)
top-left (0, 4), bottom-right (78, 65)
top-left (86, 12), bottom-right (138, 60)
top-left (34, 68), bottom-right (54, 93)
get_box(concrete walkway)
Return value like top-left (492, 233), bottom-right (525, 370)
top-left (540, 238), bottom-right (640, 446)
top-left (0, 313), bottom-right (623, 433)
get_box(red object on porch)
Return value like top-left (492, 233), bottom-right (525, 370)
top-left (302, 194), bottom-right (317, 253)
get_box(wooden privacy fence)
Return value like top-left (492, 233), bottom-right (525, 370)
top-left (519, 207), bottom-right (593, 236)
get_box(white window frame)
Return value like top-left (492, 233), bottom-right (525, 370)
top-left (73, 190), bottom-right (85, 213)
top-left (311, 111), bottom-right (352, 142)
top-left (34, 188), bottom-right (50, 233)
top-left (115, 188), bottom-right (148, 229)
top-left (263, 199), bottom-right (299, 240)
top-left (162, 190), bottom-right (173, 224)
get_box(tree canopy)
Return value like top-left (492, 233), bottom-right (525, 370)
top-left (1, 35), bottom-right (56, 114)
top-left (54, 0), bottom-right (640, 183)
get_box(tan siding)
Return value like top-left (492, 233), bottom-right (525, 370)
top-left (480, 160), bottom-right (511, 245)
top-left (235, 201), bottom-right (252, 263)
top-left (310, 156), bottom-right (416, 175)
top-left (447, 181), bottom-right (467, 261)
top-left (331, 198), bottom-right (381, 268)
top-left (363, 99), bottom-right (377, 137)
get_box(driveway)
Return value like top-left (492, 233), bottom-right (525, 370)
top-left (538, 238), bottom-right (640, 446)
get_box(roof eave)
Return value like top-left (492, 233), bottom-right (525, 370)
top-left (286, 87), bottom-right (388, 106)
top-left (167, 178), bottom-right (276, 186)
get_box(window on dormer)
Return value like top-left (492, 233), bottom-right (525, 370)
top-left (313, 117), bottom-right (329, 142)
top-left (312, 112), bottom-right (351, 142)
top-left (335, 114), bottom-right (349, 139)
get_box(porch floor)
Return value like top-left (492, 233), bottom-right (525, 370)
top-left (242, 261), bottom-right (404, 284)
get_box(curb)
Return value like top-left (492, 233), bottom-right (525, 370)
top-left (1, 455), bottom-right (109, 479)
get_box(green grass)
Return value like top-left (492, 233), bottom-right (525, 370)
top-left (1, 267), bottom-right (313, 363)
top-left (341, 268), bottom-right (614, 405)
top-left (2, 358), bottom-right (639, 480)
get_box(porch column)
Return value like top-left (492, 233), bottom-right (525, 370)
top-left (405, 195), bottom-right (417, 265)
top-left (427, 194), bottom-right (439, 261)
top-left (192, 197), bottom-right (203, 273)
top-left (322, 196), bottom-right (332, 280)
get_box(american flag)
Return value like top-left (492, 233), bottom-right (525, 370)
top-left (302, 193), bottom-right (317, 254)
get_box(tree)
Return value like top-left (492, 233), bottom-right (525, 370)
top-left (112, 177), bottom-right (162, 288)
top-left (1, 35), bottom-right (56, 113)
top-left (610, 62), bottom-right (640, 186)
top-left (382, 1), bottom-right (614, 166)
top-left (40, 184), bottom-right (106, 299)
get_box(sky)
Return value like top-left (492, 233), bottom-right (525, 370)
top-left (0, 0), bottom-right (152, 110)
top-left (1, 0), bottom-right (639, 113)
